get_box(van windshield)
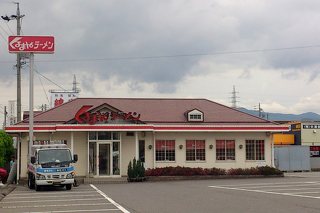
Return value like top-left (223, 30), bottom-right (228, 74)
top-left (38, 149), bottom-right (72, 164)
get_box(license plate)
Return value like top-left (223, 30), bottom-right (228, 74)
top-left (53, 181), bottom-right (61, 185)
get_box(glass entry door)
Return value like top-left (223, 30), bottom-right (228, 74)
top-left (99, 144), bottom-right (110, 176)
top-left (89, 141), bottom-right (120, 176)
top-left (89, 142), bottom-right (97, 176)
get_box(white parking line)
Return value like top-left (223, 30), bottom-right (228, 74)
top-left (290, 191), bottom-right (320, 195)
top-left (22, 209), bottom-right (120, 213)
top-left (1, 198), bottom-right (105, 203)
top-left (11, 190), bottom-right (97, 196)
top-left (209, 182), bottom-right (320, 200)
top-left (215, 181), bottom-right (320, 187)
top-left (2, 202), bottom-right (112, 209)
top-left (238, 183), bottom-right (320, 189)
top-left (267, 187), bottom-right (320, 192)
top-left (90, 184), bottom-right (130, 213)
top-left (5, 194), bottom-right (100, 199)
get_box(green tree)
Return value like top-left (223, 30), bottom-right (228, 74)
top-left (0, 130), bottom-right (14, 167)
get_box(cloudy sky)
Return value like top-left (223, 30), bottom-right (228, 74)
top-left (1, 0), bottom-right (320, 127)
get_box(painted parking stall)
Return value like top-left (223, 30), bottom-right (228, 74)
top-left (0, 185), bottom-right (130, 213)
top-left (209, 181), bottom-right (320, 199)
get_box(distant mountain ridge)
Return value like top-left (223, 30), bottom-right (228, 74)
top-left (238, 108), bottom-right (320, 121)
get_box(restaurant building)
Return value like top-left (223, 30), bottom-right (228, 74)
top-left (5, 98), bottom-right (288, 180)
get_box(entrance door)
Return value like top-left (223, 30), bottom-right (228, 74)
top-left (99, 144), bottom-right (110, 176)
top-left (89, 141), bottom-right (120, 176)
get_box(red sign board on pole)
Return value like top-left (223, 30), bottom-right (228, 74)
top-left (8, 36), bottom-right (54, 53)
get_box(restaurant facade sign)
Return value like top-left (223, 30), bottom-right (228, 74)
top-left (75, 105), bottom-right (141, 125)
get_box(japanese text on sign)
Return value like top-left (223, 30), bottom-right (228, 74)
top-left (75, 105), bottom-right (141, 125)
top-left (8, 36), bottom-right (55, 53)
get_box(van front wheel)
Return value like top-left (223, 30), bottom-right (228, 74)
top-left (66, 184), bottom-right (72, 190)
top-left (35, 183), bottom-right (41, 191)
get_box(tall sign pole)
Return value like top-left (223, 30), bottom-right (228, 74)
top-left (8, 35), bottom-right (55, 157)
top-left (29, 53), bottom-right (34, 156)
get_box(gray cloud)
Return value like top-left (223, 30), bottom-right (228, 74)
top-left (1, 0), bottom-right (320, 91)
top-left (239, 69), bottom-right (251, 79)
top-left (308, 70), bottom-right (319, 82)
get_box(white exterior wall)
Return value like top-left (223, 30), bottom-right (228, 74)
top-left (153, 132), bottom-right (271, 169)
top-left (19, 130), bottom-right (272, 178)
top-left (120, 132), bottom-right (136, 176)
top-left (72, 132), bottom-right (87, 177)
top-left (144, 132), bottom-right (154, 170)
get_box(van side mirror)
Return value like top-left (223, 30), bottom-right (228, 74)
top-left (31, 156), bottom-right (36, 164)
top-left (73, 154), bottom-right (78, 163)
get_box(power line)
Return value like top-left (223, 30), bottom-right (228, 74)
top-left (1, 43), bottom-right (320, 64)
top-left (5, 21), bottom-right (14, 34)
top-left (0, 23), bottom-right (9, 42)
top-left (0, 23), bottom-right (9, 36)
top-left (0, 30), bottom-right (6, 42)
top-left (33, 44), bottom-right (320, 62)
top-left (35, 68), bottom-right (50, 105)
top-left (26, 64), bottom-right (67, 91)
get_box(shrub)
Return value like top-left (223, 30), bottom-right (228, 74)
top-left (137, 159), bottom-right (145, 178)
top-left (146, 166), bottom-right (226, 176)
top-left (257, 166), bottom-right (283, 176)
top-left (227, 167), bottom-right (258, 176)
top-left (127, 161), bottom-right (133, 178)
top-left (145, 166), bottom-right (282, 177)
top-left (204, 168), bottom-right (226, 176)
top-left (127, 158), bottom-right (146, 182)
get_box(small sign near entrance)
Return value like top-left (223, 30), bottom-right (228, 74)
top-left (8, 36), bottom-right (54, 53)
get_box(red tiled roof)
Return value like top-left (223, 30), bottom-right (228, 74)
top-left (18, 98), bottom-right (274, 125)
top-left (22, 111), bottom-right (43, 120)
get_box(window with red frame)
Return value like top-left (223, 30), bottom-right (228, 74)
top-left (186, 140), bottom-right (205, 161)
top-left (245, 140), bottom-right (265, 160)
top-left (155, 140), bottom-right (175, 161)
top-left (216, 140), bottom-right (235, 160)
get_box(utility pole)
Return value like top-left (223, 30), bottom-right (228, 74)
top-left (15, 2), bottom-right (23, 122)
top-left (1, 3), bottom-right (24, 122)
top-left (2, 3), bottom-right (25, 122)
top-left (3, 106), bottom-right (7, 128)
top-left (258, 102), bottom-right (261, 118)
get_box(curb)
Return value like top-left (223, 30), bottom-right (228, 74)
top-left (0, 184), bottom-right (16, 202)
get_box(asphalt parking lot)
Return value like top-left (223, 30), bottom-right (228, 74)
top-left (1, 173), bottom-right (320, 213)
top-left (0, 184), bottom-right (129, 213)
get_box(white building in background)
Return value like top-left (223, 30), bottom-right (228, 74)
top-left (49, 91), bottom-right (79, 108)
top-left (49, 75), bottom-right (80, 108)
top-left (7, 100), bottom-right (17, 126)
